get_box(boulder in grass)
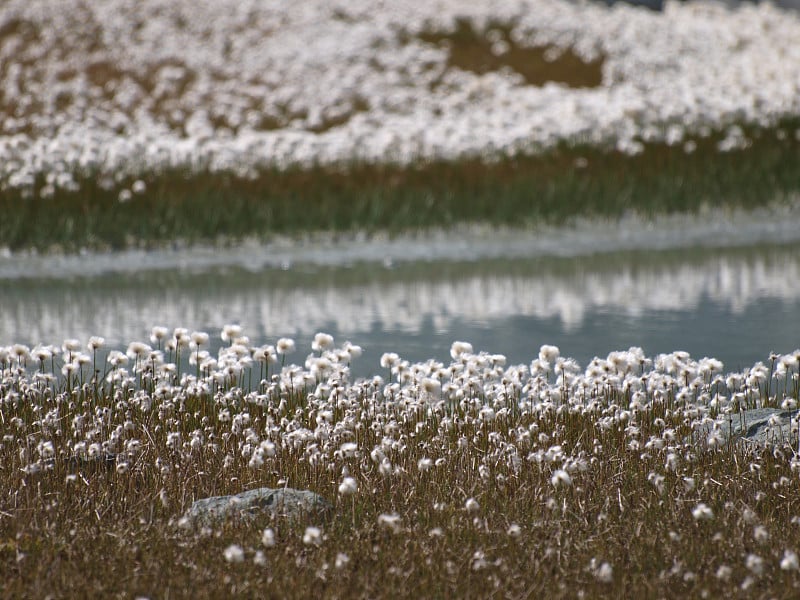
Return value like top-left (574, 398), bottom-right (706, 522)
top-left (182, 487), bottom-right (333, 529)
top-left (717, 408), bottom-right (799, 448)
top-left (690, 408), bottom-right (800, 449)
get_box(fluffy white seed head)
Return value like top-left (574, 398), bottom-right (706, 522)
top-left (303, 526), bottom-right (322, 546)
top-left (551, 469), bottom-right (573, 488)
top-left (692, 503), bottom-right (714, 521)
top-left (377, 513), bottom-right (402, 533)
top-left (262, 528), bottom-right (276, 548)
top-left (338, 476), bottom-right (358, 496)
top-left (312, 332), bottom-right (334, 352)
top-left (276, 338), bottom-right (296, 354)
top-left (223, 544), bottom-right (245, 563)
top-left (781, 550), bottom-right (800, 571)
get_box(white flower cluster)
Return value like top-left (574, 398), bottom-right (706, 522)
top-left (3, 328), bottom-right (800, 481)
top-left (2, 0), bottom-right (800, 196)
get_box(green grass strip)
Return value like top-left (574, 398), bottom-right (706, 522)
top-left (2, 119), bottom-right (800, 252)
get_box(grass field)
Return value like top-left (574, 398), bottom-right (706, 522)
top-left (2, 333), bottom-right (800, 598)
top-left (2, 119), bottom-right (800, 254)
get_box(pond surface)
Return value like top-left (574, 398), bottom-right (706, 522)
top-left (2, 214), bottom-right (800, 377)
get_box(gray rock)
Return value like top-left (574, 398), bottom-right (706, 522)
top-left (710, 408), bottom-right (799, 448)
top-left (182, 487), bottom-right (333, 529)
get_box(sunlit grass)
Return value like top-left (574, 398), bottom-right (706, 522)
top-left (2, 330), bottom-right (800, 597)
top-left (2, 119), bottom-right (800, 253)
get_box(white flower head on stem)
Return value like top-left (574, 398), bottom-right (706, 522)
top-left (338, 476), bottom-right (358, 496)
top-left (377, 513), bottom-right (402, 533)
top-left (190, 331), bottom-right (209, 347)
top-left (335, 553), bottom-right (350, 569)
top-left (312, 332), bottom-right (334, 352)
top-left (223, 544), bottom-right (245, 563)
top-left (380, 352), bottom-right (399, 369)
top-left (276, 338), bottom-right (295, 355)
top-left (150, 326), bottom-right (169, 344)
top-left (303, 526), bottom-right (322, 546)
top-left (692, 503), bottom-right (714, 521)
top-left (539, 344), bottom-right (560, 364)
top-left (221, 324), bottom-right (243, 343)
top-left (551, 469), bottom-right (573, 488)
top-left (781, 550), bottom-right (800, 571)
top-left (450, 341), bottom-right (473, 360)
top-left (262, 528), bottom-right (276, 548)
top-left (87, 336), bottom-right (105, 351)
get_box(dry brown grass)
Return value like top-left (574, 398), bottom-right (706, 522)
top-left (2, 339), bottom-right (800, 598)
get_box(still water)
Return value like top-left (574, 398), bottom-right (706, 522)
top-left (2, 220), bottom-right (800, 377)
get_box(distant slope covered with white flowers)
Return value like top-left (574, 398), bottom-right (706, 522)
top-left (1, 0), bottom-right (800, 250)
top-left (3, 0), bottom-right (800, 190)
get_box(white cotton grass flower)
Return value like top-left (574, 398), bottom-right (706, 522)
top-left (62, 338), bottom-right (81, 353)
top-left (12, 344), bottom-right (30, 363)
top-left (276, 338), bottom-right (295, 355)
top-left (781, 397), bottom-right (798, 410)
top-left (539, 344), bottom-right (560, 364)
top-left (150, 326), bottom-right (169, 344)
top-left (342, 341), bottom-right (362, 361)
top-left (223, 544), bottom-right (245, 563)
top-left (335, 553), bottom-right (350, 569)
top-left (589, 559), bottom-right (613, 583)
top-left (417, 457), bottom-right (433, 472)
top-left (31, 345), bottom-right (52, 363)
top-left (781, 550), bottom-right (800, 571)
top-left (471, 550), bottom-right (488, 571)
top-left (221, 324), bottom-right (243, 343)
top-left (173, 328), bottom-right (191, 348)
top-left (253, 345), bottom-right (277, 365)
top-left (377, 513), bottom-right (402, 533)
top-left (190, 331), bottom-right (209, 346)
top-left (551, 469), bottom-right (573, 489)
top-left (37, 440), bottom-right (55, 459)
top-left (338, 476), bottom-right (358, 496)
top-left (692, 503), bottom-right (714, 521)
top-left (753, 525), bottom-right (769, 543)
top-left (87, 336), bottom-right (105, 351)
top-left (126, 341), bottom-right (151, 361)
top-left (507, 523), bottom-right (522, 538)
top-left (248, 449), bottom-right (264, 469)
top-left (380, 352), bottom-right (399, 369)
top-left (339, 442), bottom-right (358, 458)
top-left (745, 553), bottom-right (764, 576)
top-left (106, 350), bottom-right (126, 367)
top-left (262, 528), bottom-right (276, 548)
top-left (253, 550), bottom-right (267, 567)
top-left (421, 378), bottom-right (441, 397)
top-left (464, 497), bottom-right (480, 513)
top-left (312, 332), bottom-right (334, 352)
top-left (303, 526), bottom-right (322, 546)
top-left (450, 341), bottom-right (473, 360)
top-left (716, 565), bottom-right (733, 581)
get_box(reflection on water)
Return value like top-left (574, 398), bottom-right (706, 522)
top-left (1, 243), bottom-right (799, 376)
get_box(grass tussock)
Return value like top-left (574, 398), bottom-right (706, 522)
top-left (2, 331), bottom-right (800, 598)
top-left (2, 119), bottom-right (800, 253)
